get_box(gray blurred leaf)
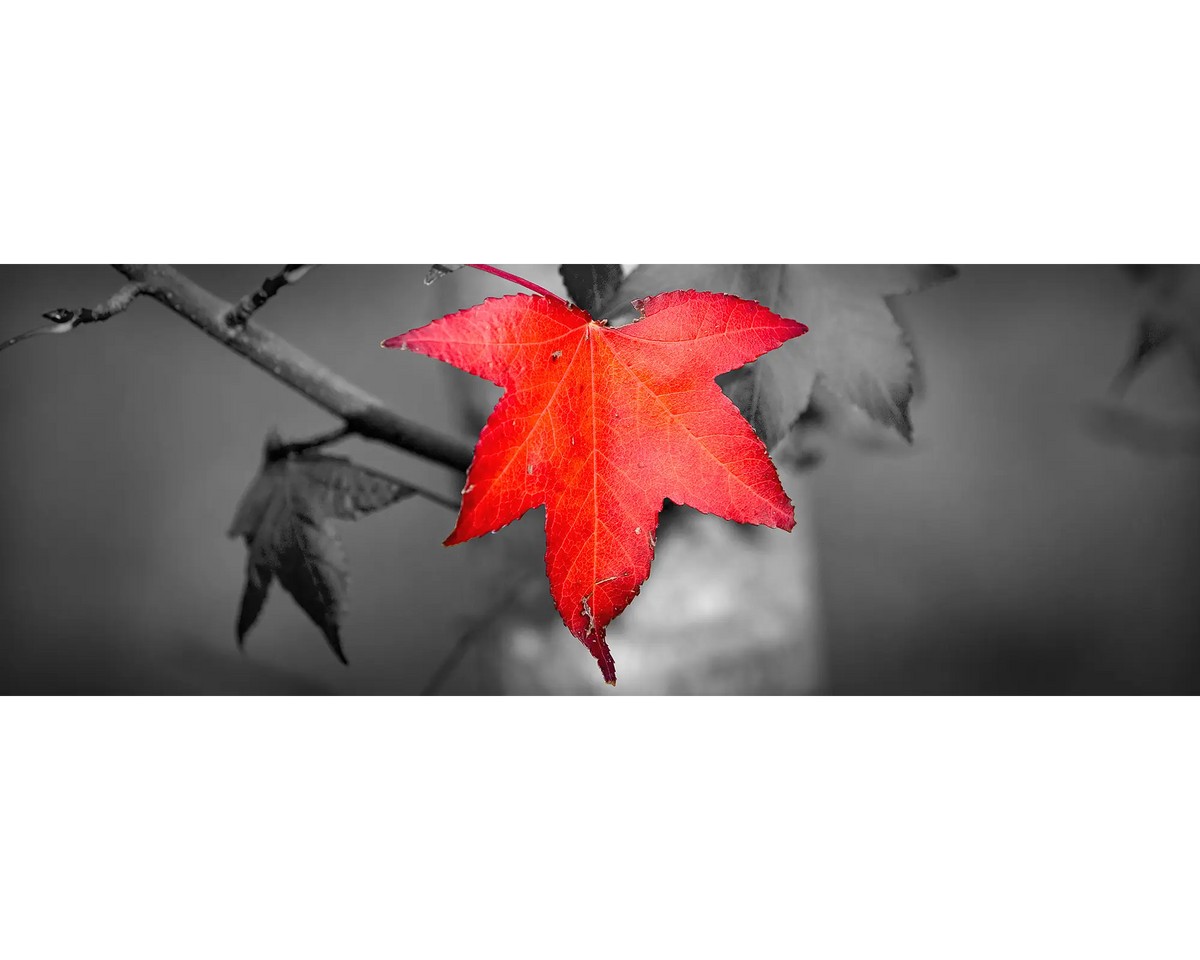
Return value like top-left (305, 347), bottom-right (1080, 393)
top-left (603, 265), bottom-right (956, 449)
top-left (228, 434), bottom-right (417, 662)
top-left (558, 264), bottom-right (624, 317)
top-left (1113, 265), bottom-right (1200, 395)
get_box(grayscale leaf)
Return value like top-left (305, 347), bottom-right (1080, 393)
top-left (604, 264), bottom-right (957, 449)
top-left (229, 436), bottom-right (417, 663)
top-left (559, 264), bottom-right (625, 317)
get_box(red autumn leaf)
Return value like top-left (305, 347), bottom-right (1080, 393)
top-left (383, 289), bottom-right (807, 684)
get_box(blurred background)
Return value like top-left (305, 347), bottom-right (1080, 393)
top-left (1, 265), bottom-right (1197, 694)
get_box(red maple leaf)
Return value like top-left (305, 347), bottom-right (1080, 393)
top-left (383, 281), bottom-right (807, 684)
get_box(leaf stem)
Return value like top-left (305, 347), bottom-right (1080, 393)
top-left (269, 424), bottom-right (354, 460)
top-left (420, 576), bottom-right (531, 694)
top-left (268, 424), bottom-right (462, 512)
top-left (465, 264), bottom-right (571, 307)
top-left (415, 488), bottom-right (463, 512)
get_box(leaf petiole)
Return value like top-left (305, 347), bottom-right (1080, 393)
top-left (266, 425), bottom-right (463, 512)
top-left (266, 424), bottom-right (353, 461)
top-left (464, 264), bottom-right (572, 308)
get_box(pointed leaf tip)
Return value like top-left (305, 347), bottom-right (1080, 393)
top-left (326, 630), bottom-right (349, 665)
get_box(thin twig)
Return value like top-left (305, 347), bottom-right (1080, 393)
top-left (1, 282), bottom-right (146, 355)
top-left (110, 265), bottom-right (475, 474)
top-left (231, 265), bottom-right (317, 325)
top-left (424, 264), bottom-right (464, 285)
top-left (421, 576), bottom-right (533, 694)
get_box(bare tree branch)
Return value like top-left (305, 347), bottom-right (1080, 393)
top-left (110, 265), bottom-right (475, 474)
